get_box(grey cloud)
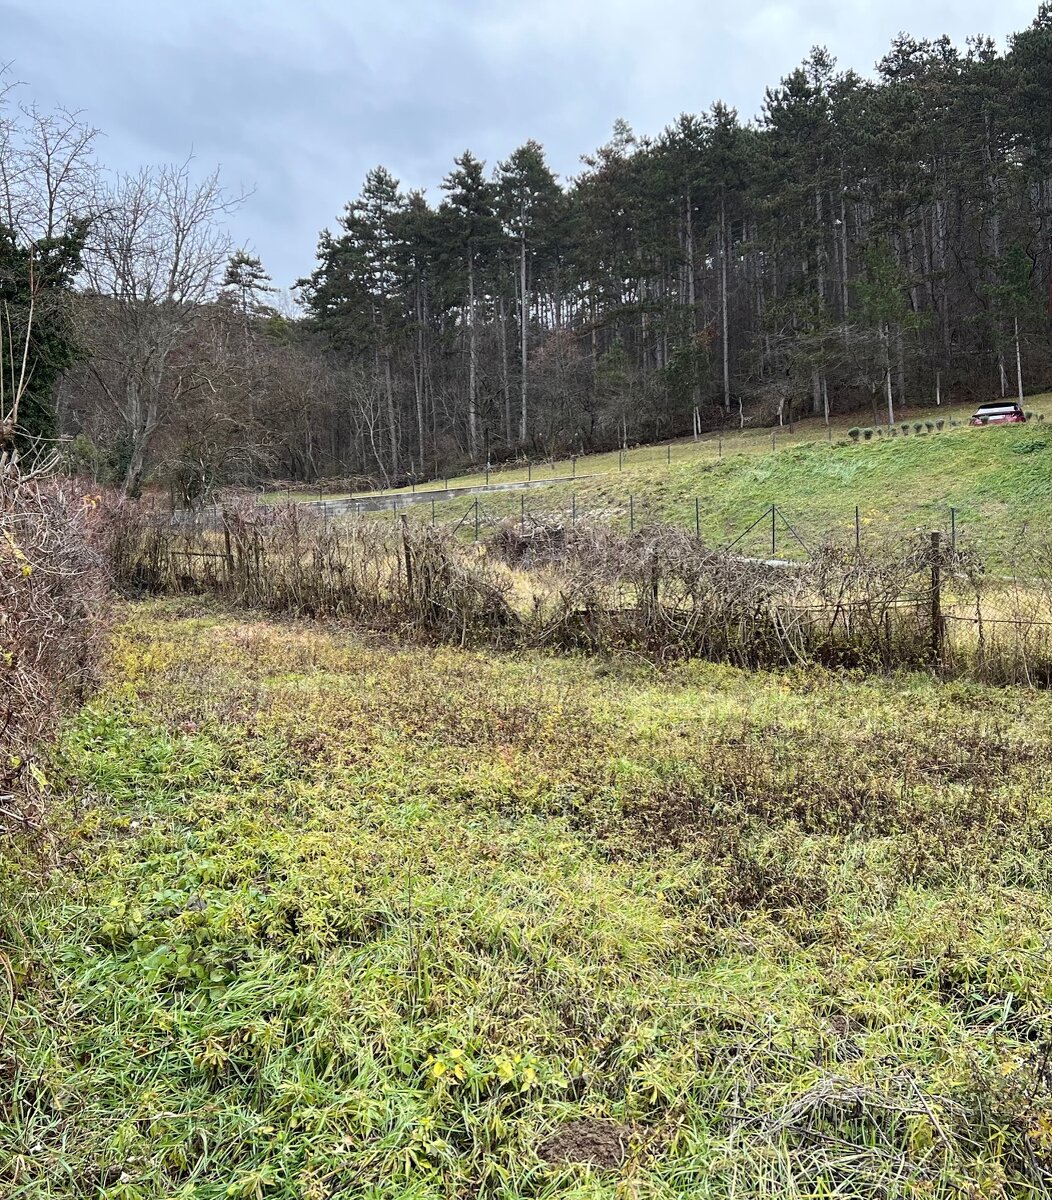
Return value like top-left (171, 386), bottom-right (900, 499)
top-left (1, 0), bottom-right (1042, 289)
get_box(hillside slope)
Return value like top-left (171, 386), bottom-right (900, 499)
top-left (421, 422), bottom-right (1052, 557)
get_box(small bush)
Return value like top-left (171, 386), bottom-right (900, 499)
top-left (936, 418), bottom-right (945, 431)
top-left (862, 428), bottom-right (874, 441)
top-left (913, 422), bottom-right (925, 434)
top-left (848, 427), bottom-right (861, 441)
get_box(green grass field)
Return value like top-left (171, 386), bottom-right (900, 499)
top-left (6, 602), bottom-right (1052, 1197)
top-left (375, 417), bottom-right (1051, 566)
top-left (263, 392), bottom-right (1052, 511)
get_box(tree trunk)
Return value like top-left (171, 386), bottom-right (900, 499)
top-left (384, 351), bottom-right (398, 476)
top-left (499, 291), bottom-right (511, 443)
top-left (1015, 316), bottom-right (1024, 404)
top-left (519, 231), bottom-right (528, 443)
top-left (883, 325), bottom-right (894, 427)
top-left (720, 193), bottom-right (730, 412)
top-left (467, 256), bottom-right (478, 458)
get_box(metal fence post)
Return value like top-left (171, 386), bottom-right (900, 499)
top-left (474, 497), bottom-right (480, 541)
top-left (770, 504), bottom-right (777, 557)
top-left (695, 497), bottom-right (700, 538)
top-left (771, 430), bottom-right (776, 451)
top-left (619, 448), bottom-right (623, 472)
top-left (528, 460), bottom-right (532, 482)
top-left (667, 444), bottom-right (671, 466)
top-left (629, 494), bottom-right (634, 533)
top-left (431, 497), bottom-right (436, 526)
top-left (520, 494), bottom-right (525, 531)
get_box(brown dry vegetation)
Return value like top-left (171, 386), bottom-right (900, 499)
top-left (106, 498), bottom-right (1052, 686)
top-left (0, 477), bottom-right (109, 828)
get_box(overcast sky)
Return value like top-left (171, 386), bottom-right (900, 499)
top-left (2, 0), bottom-right (1043, 293)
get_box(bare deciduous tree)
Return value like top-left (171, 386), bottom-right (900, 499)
top-left (79, 162), bottom-right (243, 493)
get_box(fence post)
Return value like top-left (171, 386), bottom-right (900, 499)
top-left (719, 435), bottom-right (723, 460)
top-left (771, 430), bottom-right (776, 451)
top-left (770, 504), bottom-right (777, 557)
top-left (401, 514), bottom-right (414, 600)
top-left (695, 497), bottom-right (700, 538)
top-left (930, 530), bottom-right (944, 669)
top-left (431, 497), bottom-right (436, 526)
top-left (528, 460), bottom-right (532, 482)
top-left (629, 494), bottom-right (635, 533)
top-left (486, 462), bottom-right (490, 485)
top-left (619, 448), bottom-right (623, 472)
top-left (521, 494), bottom-right (525, 531)
top-left (474, 497), bottom-right (480, 542)
top-left (667, 444), bottom-right (671, 466)
top-left (855, 505), bottom-right (861, 554)
top-left (572, 455), bottom-right (577, 479)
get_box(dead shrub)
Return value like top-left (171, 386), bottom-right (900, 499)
top-left (0, 477), bottom-right (109, 829)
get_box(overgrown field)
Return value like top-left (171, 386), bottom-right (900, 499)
top-left (6, 602), bottom-right (1052, 1197)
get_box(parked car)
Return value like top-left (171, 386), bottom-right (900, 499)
top-left (970, 402), bottom-right (1027, 426)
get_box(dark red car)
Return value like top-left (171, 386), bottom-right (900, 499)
top-left (970, 402), bottom-right (1027, 426)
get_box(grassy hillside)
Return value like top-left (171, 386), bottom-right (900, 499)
top-left (6, 602), bottom-right (1052, 1196)
top-left (265, 391), bottom-right (1052, 505)
top-left (415, 419), bottom-right (1052, 559)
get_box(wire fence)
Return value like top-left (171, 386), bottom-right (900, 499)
top-left (301, 490), bottom-right (978, 564)
top-left (257, 414), bottom-right (987, 506)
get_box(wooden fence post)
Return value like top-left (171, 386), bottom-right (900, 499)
top-left (930, 530), bottom-right (944, 669)
top-left (401, 514), bottom-right (414, 601)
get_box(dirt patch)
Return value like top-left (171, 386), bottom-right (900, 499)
top-left (538, 1117), bottom-right (631, 1170)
